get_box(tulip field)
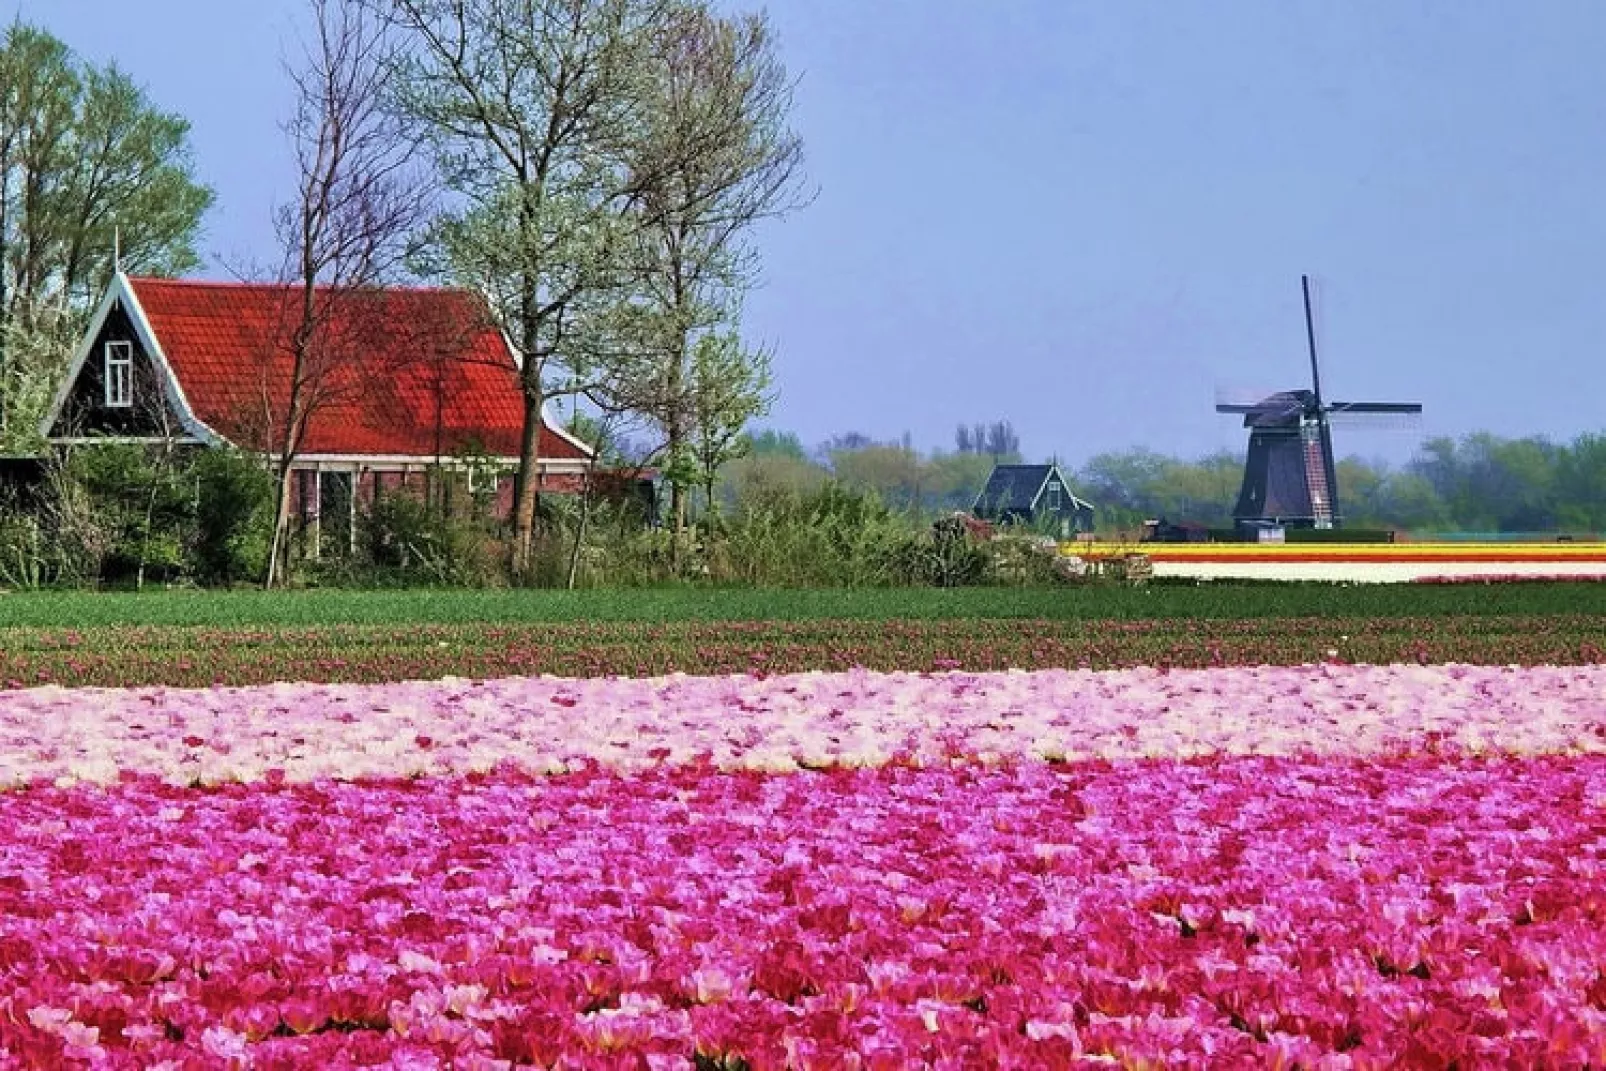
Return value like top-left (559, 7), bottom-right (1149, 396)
top-left (1, 590), bottom-right (1604, 1066)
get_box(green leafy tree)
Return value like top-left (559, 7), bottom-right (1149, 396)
top-left (1335, 457), bottom-right (1386, 525)
top-left (191, 449), bottom-right (274, 585)
top-left (368, 0), bottom-right (672, 577)
top-left (744, 428), bottom-right (806, 460)
top-left (1372, 471), bottom-right (1451, 532)
top-left (687, 329), bottom-right (773, 519)
top-left (1076, 448), bottom-right (1172, 516)
top-left (1555, 433), bottom-right (1606, 533)
top-left (565, 409), bottom-right (639, 468)
top-left (0, 22), bottom-right (212, 446)
top-left (829, 442), bottom-right (923, 511)
top-left (1410, 433), bottom-right (1562, 532)
top-left (722, 451), bottom-right (826, 509)
top-left (608, 2), bottom-right (806, 534)
top-left (924, 450), bottom-right (996, 512)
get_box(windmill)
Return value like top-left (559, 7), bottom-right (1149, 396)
top-left (1217, 276), bottom-right (1422, 530)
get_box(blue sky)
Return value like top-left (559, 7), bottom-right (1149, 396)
top-left (16, 0), bottom-right (1606, 465)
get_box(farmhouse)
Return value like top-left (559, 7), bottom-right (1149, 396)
top-left (972, 462), bottom-right (1095, 535)
top-left (40, 273), bottom-right (594, 536)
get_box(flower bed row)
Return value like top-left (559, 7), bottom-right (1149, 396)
top-left (2, 663), bottom-right (1604, 787)
top-left (1, 756), bottom-right (1603, 1067)
top-left (3, 613), bottom-right (1603, 690)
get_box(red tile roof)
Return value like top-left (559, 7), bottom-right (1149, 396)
top-left (127, 277), bottom-right (588, 462)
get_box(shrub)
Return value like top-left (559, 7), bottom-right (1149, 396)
top-left (887, 514), bottom-right (989, 587)
top-left (62, 444), bottom-right (194, 586)
top-left (344, 495), bottom-right (503, 587)
top-left (190, 450), bottom-right (274, 586)
top-left (980, 530), bottom-right (1087, 586)
top-left (0, 503), bottom-right (47, 589)
top-left (713, 482), bottom-right (925, 587)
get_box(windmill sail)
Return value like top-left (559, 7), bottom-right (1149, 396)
top-left (1218, 278), bottom-right (1422, 531)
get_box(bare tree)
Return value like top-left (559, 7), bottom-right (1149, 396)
top-left (612, 3), bottom-right (807, 536)
top-left (955, 419), bottom-right (1020, 460)
top-left (263, 0), bottom-right (425, 587)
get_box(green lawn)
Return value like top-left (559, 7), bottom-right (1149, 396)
top-left (1, 582), bottom-right (1604, 629)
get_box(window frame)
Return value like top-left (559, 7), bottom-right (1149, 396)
top-left (104, 340), bottom-right (134, 409)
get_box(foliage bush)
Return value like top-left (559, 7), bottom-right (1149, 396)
top-left (522, 482), bottom-right (934, 589)
top-left (549, 484), bottom-right (1099, 590)
top-left (979, 530), bottom-right (1086, 586)
top-left (0, 459), bottom-right (117, 589)
top-left (337, 494), bottom-right (504, 588)
top-left (189, 450), bottom-right (274, 586)
top-left (711, 482), bottom-right (926, 587)
top-left (0, 503), bottom-right (49, 590)
top-left (61, 445), bottom-right (195, 587)
top-left (886, 514), bottom-right (988, 587)
top-left (527, 498), bottom-right (687, 589)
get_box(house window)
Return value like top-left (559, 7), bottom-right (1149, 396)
top-left (104, 341), bottom-right (133, 408)
top-left (1047, 479), bottom-right (1062, 511)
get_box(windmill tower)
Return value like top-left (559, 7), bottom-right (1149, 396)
top-left (1217, 276), bottom-right (1422, 530)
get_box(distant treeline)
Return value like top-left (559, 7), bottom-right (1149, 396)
top-left (725, 428), bottom-right (1606, 535)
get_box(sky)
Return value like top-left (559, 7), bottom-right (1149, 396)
top-left (13, 0), bottom-right (1606, 467)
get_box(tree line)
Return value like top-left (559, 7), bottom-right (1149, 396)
top-left (726, 425), bottom-right (1606, 536)
top-left (1078, 432), bottom-right (1606, 534)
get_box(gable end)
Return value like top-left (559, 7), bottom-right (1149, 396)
top-left (46, 299), bottom-right (193, 441)
top-left (42, 274), bottom-right (221, 446)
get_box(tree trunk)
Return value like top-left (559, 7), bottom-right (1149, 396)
top-left (135, 442), bottom-right (175, 592)
top-left (511, 388), bottom-right (543, 579)
top-left (666, 326), bottom-right (688, 571)
top-left (0, 147), bottom-right (11, 428)
top-left (264, 463), bottom-right (295, 589)
top-left (136, 483), bottom-right (158, 592)
top-left (565, 462), bottom-right (595, 591)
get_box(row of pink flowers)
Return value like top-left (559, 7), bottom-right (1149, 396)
top-left (0, 756), bottom-right (1603, 1066)
top-left (2, 662), bottom-right (1603, 787)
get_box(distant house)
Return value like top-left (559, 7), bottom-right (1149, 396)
top-left (40, 273), bottom-right (593, 540)
top-left (972, 463), bottom-right (1095, 535)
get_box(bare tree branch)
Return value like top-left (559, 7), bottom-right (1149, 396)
top-left (263, 0), bottom-right (430, 586)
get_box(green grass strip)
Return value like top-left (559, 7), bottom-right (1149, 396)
top-left (1, 582), bottom-right (1604, 629)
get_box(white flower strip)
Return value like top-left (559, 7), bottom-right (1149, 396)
top-left (0, 663), bottom-right (1602, 787)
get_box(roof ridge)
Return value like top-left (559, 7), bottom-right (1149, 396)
top-left (126, 275), bottom-right (472, 297)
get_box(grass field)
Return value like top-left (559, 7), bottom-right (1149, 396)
top-left (2, 580), bottom-right (1605, 629)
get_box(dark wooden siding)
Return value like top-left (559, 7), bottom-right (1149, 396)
top-left (47, 301), bottom-right (190, 440)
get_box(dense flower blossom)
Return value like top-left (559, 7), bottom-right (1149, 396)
top-left (0, 662), bottom-right (1604, 1063)
top-left (0, 663), bottom-right (1602, 787)
top-left (0, 757), bottom-right (1603, 1065)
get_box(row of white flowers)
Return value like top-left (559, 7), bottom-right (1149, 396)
top-left (1, 662), bottom-right (1602, 787)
